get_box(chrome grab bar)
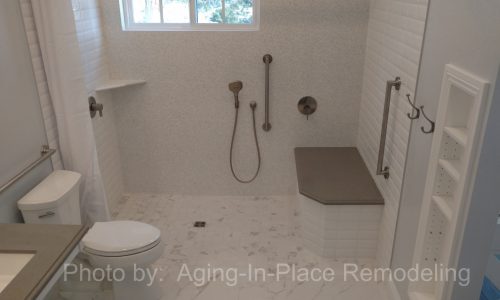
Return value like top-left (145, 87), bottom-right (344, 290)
top-left (262, 54), bottom-right (273, 131)
top-left (0, 145), bottom-right (56, 194)
top-left (377, 77), bottom-right (401, 179)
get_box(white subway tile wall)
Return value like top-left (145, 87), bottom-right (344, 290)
top-left (357, 0), bottom-right (429, 266)
top-left (299, 194), bottom-right (383, 259)
top-left (73, 0), bottom-right (125, 211)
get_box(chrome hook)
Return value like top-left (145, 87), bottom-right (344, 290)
top-left (420, 106), bottom-right (435, 134)
top-left (406, 94), bottom-right (420, 120)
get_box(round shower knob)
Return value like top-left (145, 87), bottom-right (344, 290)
top-left (298, 96), bottom-right (317, 118)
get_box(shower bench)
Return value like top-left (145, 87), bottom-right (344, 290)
top-left (294, 147), bottom-right (384, 259)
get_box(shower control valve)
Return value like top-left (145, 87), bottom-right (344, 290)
top-left (298, 96), bottom-right (317, 120)
top-left (89, 96), bottom-right (104, 118)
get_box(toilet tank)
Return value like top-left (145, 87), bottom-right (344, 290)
top-left (17, 170), bottom-right (82, 225)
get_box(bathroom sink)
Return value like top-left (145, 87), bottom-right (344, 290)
top-left (0, 252), bottom-right (34, 293)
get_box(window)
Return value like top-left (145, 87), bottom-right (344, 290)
top-left (120, 0), bottom-right (259, 31)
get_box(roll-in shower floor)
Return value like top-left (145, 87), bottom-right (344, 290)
top-left (111, 194), bottom-right (391, 300)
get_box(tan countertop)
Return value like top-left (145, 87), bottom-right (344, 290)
top-left (295, 147), bottom-right (384, 205)
top-left (0, 224), bottom-right (87, 300)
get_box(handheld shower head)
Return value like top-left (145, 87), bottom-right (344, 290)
top-left (229, 81), bottom-right (243, 108)
top-left (229, 81), bottom-right (243, 95)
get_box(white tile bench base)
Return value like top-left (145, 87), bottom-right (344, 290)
top-left (298, 194), bottom-right (383, 259)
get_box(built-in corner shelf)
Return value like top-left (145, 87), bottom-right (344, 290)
top-left (409, 65), bottom-right (490, 300)
top-left (94, 79), bottom-right (146, 92)
top-left (443, 126), bottom-right (468, 146)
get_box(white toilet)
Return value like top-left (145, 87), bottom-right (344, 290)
top-left (17, 170), bottom-right (164, 300)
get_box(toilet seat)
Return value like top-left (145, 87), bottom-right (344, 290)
top-left (82, 220), bottom-right (161, 257)
top-left (84, 239), bottom-right (161, 257)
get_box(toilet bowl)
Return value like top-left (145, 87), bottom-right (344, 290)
top-left (17, 170), bottom-right (164, 300)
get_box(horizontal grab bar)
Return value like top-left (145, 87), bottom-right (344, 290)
top-left (0, 145), bottom-right (56, 194)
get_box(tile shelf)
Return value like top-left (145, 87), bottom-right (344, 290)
top-left (94, 79), bottom-right (146, 92)
top-left (443, 126), bottom-right (468, 146)
top-left (432, 195), bottom-right (453, 221)
top-left (438, 159), bottom-right (461, 182)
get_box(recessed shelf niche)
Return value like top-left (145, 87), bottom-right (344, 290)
top-left (409, 65), bottom-right (490, 300)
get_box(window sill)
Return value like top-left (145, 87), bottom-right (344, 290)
top-left (122, 23), bottom-right (259, 32)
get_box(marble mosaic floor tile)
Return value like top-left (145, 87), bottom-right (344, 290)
top-left (111, 194), bottom-right (391, 300)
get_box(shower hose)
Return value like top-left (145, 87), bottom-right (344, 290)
top-left (229, 102), bottom-right (261, 183)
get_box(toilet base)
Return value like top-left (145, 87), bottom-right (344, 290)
top-left (85, 242), bottom-right (165, 300)
top-left (112, 265), bottom-right (162, 300)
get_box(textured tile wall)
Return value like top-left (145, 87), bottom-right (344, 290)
top-left (357, 0), bottom-right (428, 267)
top-left (99, 0), bottom-right (371, 195)
top-left (73, 0), bottom-right (125, 210)
top-left (20, 0), bottom-right (63, 170)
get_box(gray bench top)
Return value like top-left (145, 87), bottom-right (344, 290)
top-left (294, 147), bottom-right (384, 205)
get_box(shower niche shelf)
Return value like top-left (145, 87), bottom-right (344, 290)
top-left (443, 126), bottom-right (468, 146)
top-left (94, 79), bottom-right (146, 92)
top-left (409, 65), bottom-right (490, 300)
top-left (437, 159), bottom-right (461, 182)
top-left (432, 195), bottom-right (453, 221)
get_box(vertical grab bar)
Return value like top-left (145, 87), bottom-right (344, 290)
top-left (377, 77), bottom-right (401, 179)
top-left (262, 54), bottom-right (273, 131)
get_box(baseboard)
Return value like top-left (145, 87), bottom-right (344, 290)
top-left (386, 280), bottom-right (402, 300)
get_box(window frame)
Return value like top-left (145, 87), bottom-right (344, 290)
top-left (119, 0), bottom-right (260, 31)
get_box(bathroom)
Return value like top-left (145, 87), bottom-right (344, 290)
top-left (0, 0), bottom-right (499, 299)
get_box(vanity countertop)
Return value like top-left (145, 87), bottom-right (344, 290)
top-left (0, 224), bottom-right (87, 300)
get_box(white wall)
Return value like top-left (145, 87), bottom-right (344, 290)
top-left (451, 69), bottom-right (500, 300)
top-left (492, 221), bottom-right (500, 253)
top-left (485, 220), bottom-right (500, 288)
top-left (356, 0), bottom-right (428, 267)
top-left (0, 0), bottom-right (53, 223)
top-left (0, 0), bottom-right (49, 184)
top-left (391, 0), bottom-right (500, 298)
top-left (73, 0), bottom-right (125, 210)
top-left (100, 0), bottom-right (370, 195)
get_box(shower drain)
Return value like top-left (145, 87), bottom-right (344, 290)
top-left (194, 221), bottom-right (206, 228)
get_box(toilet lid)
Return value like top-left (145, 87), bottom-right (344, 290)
top-left (82, 221), bottom-right (161, 254)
